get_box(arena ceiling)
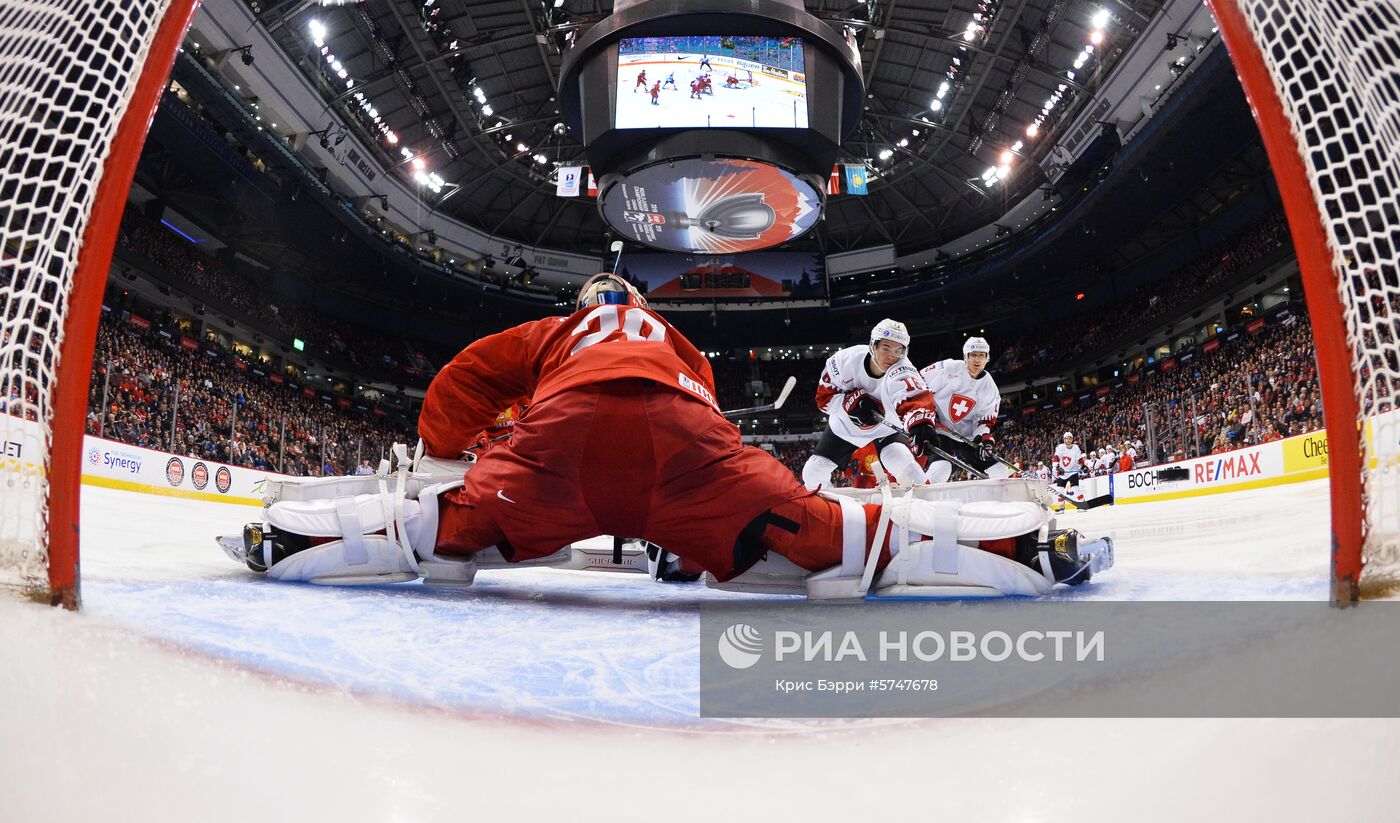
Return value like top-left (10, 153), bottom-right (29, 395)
top-left (246, 0), bottom-right (1163, 256)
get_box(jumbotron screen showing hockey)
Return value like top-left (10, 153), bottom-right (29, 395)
top-left (615, 36), bottom-right (808, 129)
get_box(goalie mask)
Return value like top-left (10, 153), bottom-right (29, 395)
top-left (577, 272), bottom-right (647, 310)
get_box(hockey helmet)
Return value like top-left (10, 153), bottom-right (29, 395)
top-left (962, 336), bottom-right (991, 357)
top-left (869, 318), bottom-right (910, 355)
top-left (1063, 431), bottom-right (1074, 441)
top-left (577, 272), bottom-right (646, 310)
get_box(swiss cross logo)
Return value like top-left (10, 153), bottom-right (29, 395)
top-left (948, 393), bottom-right (975, 422)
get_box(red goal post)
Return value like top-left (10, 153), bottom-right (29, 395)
top-left (1208, 0), bottom-right (1400, 603)
top-left (0, 0), bottom-right (200, 608)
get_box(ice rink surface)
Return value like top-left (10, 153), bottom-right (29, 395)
top-left (3, 480), bottom-right (1397, 822)
top-left (615, 55), bottom-right (807, 129)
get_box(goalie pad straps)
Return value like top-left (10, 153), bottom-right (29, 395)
top-left (335, 496), bottom-right (368, 566)
top-left (392, 443), bottom-right (418, 575)
top-left (858, 485), bottom-right (894, 595)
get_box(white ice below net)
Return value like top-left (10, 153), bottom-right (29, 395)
top-left (0, 0), bottom-right (172, 592)
top-left (1229, 0), bottom-right (1400, 579)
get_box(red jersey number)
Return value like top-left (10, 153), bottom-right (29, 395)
top-left (569, 306), bottom-right (666, 356)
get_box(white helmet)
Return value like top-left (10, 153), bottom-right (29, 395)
top-left (1063, 431), bottom-right (1074, 441)
top-left (869, 319), bottom-right (910, 354)
top-left (577, 272), bottom-right (646, 310)
top-left (963, 336), bottom-right (990, 357)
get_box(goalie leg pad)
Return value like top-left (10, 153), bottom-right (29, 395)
top-left (257, 480), bottom-right (473, 586)
top-left (267, 535), bottom-right (420, 585)
top-left (890, 498), bottom-right (1049, 543)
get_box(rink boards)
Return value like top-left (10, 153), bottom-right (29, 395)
top-left (6, 407), bottom-right (1398, 510)
top-left (4, 416), bottom-right (270, 506)
top-left (1077, 407), bottom-right (1400, 504)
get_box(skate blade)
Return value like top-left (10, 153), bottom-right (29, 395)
top-left (215, 534), bottom-right (248, 564)
top-left (867, 584), bottom-right (1013, 601)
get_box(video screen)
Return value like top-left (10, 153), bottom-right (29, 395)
top-left (615, 251), bottom-right (827, 306)
top-left (616, 36), bottom-right (808, 129)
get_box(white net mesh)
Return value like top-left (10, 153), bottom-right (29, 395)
top-left (1226, 0), bottom-right (1400, 583)
top-left (0, 0), bottom-right (173, 596)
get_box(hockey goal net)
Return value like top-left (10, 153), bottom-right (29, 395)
top-left (1210, 0), bottom-right (1400, 602)
top-left (0, 0), bottom-right (198, 607)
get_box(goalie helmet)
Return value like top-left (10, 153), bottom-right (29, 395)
top-left (577, 272), bottom-right (647, 310)
top-left (869, 318), bottom-right (910, 355)
top-left (963, 336), bottom-right (990, 357)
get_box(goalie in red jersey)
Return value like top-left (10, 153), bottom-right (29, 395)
top-left (224, 273), bottom-right (1110, 597)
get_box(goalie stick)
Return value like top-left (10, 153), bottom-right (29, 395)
top-left (933, 428), bottom-right (1113, 510)
top-left (722, 375), bottom-right (797, 418)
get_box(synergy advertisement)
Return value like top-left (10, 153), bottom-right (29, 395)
top-left (615, 35), bottom-right (808, 129)
top-left (599, 157), bottom-right (822, 253)
top-left (614, 251), bottom-right (826, 304)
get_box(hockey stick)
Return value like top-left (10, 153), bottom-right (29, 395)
top-left (935, 428), bottom-right (1113, 510)
top-left (722, 375), bottom-right (797, 418)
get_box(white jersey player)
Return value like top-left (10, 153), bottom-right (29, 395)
top-left (801, 319), bottom-right (938, 490)
top-left (919, 336), bottom-right (1009, 483)
top-left (1053, 431), bottom-right (1085, 491)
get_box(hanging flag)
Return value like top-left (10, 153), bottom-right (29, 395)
top-left (828, 165), bottom-right (841, 195)
top-left (586, 170), bottom-right (598, 197)
top-left (556, 166), bottom-right (582, 197)
top-left (843, 163), bottom-right (868, 195)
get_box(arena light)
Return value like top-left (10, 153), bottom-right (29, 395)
top-left (1090, 8), bottom-right (1111, 29)
top-left (411, 156), bottom-right (426, 170)
top-left (1011, 140), bottom-right (1023, 151)
top-left (878, 148), bottom-right (894, 160)
top-left (1027, 123), bottom-right (1039, 137)
top-left (309, 19), bottom-right (327, 41)
top-left (1090, 29), bottom-right (1104, 45)
top-left (930, 99), bottom-right (943, 112)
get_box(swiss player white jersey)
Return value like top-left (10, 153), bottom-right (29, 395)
top-left (1054, 443), bottom-right (1084, 477)
top-left (815, 344), bottom-right (933, 445)
top-left (919, 358), bottom-right (1002, 439)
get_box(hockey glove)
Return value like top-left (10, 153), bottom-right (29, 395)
top-left (908, 421), bottom-right (940, 457)
top-left (842, 390), bottom-right (886, 429)
top-left (974, 433), bottom-right (996, 463)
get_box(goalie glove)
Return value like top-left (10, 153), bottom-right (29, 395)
top-left (842, 389), bottom-right (886, 429)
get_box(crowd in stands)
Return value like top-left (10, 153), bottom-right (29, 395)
top-left (995, 209), bottom-right (1291, 377)
top-left (116, 209), bottom-right (448, 386)
top-left (85, 313), bottom-right (417, 476)
top-left (991, 310), bottom-right (1322, 471)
